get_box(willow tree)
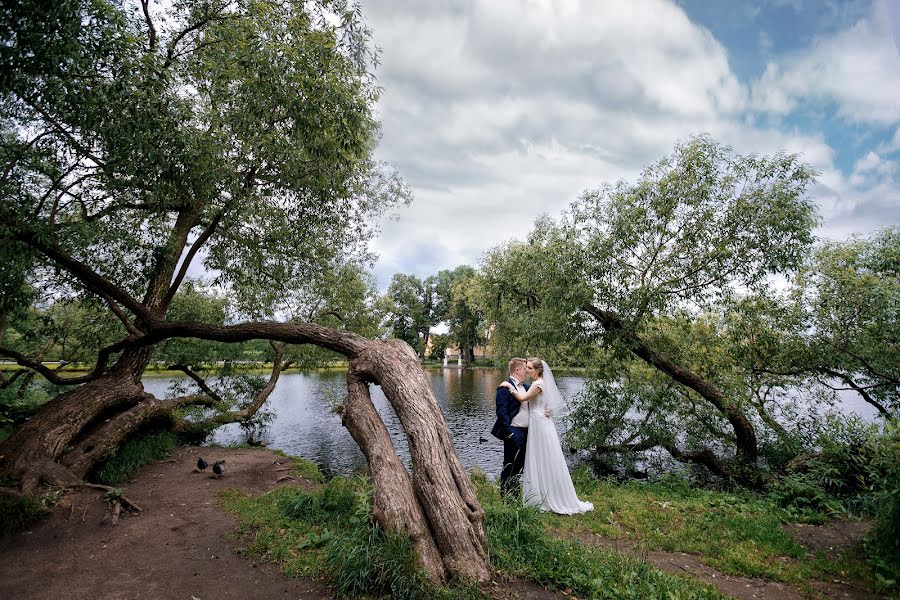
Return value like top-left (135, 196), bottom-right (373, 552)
top-left (0, 0), bottom-right (489, 582)
top-left (796, 228), bottom-right (899, 418)
top-left (481, 135), bottom-right (819, 482)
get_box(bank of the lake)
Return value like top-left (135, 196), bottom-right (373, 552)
top-left (142, 367), bottom-right (882, 480)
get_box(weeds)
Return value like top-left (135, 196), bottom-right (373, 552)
top-left (94, 430), bottom-right (179, 485)
top-left (0, 492), bottom-right (45, 537)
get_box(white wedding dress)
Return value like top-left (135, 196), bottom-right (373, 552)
top-left (521, 372), bottom-right (594, 515)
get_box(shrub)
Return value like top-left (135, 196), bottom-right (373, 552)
top-left (865, 421), bottom-right (899, 593)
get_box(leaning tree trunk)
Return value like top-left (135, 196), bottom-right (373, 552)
top-left (345, 339), bottom-right (490, 582)
top-left (584, 304), bottom-right (759, 470)
top-left (0, 351), bottom-right (150, 493)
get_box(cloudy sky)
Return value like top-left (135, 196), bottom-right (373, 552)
top-left (363, 0), bottom-right (900, 288)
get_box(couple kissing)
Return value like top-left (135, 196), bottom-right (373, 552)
top-left (490, 357), bottom-right (593, 515)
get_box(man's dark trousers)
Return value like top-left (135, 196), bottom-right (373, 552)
top-left (500, 427), bottom-right (527, 497)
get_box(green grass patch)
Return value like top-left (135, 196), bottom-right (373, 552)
top-left (471, 470), bottom-right (726, 599)
top-left (546, 470), bottom-right (874, 588)
top-left (95, 430), bottom-right (179, 485)
top-left (225, 466), bottom-right (728, 599)
top-left (221, 477), bottom-right (484, 599)
top-left (0, 492), bottom-right (47, 537)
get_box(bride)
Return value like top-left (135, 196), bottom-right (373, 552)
top-left (499, 358), bottom-right (593, 515)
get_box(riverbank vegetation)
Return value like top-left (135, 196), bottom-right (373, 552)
top-left (222, 457), bottom-right (892, 598)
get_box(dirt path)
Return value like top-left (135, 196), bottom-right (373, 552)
top-left (1, 446), bottom-right (884, 600)
top-left (0, 446), bottom-right (330, 600)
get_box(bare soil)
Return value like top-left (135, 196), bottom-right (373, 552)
top-left (0, 446), bottom-right (559, 600)
top-left (0, 446), bottom-right (885, 600)
top-left (0, 446), bottom-right (329, 600)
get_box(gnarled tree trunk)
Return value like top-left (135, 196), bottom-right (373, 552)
top-left (0, 322), bottom-right (491, 583)
top-left (0, 352), bottom-right (149, 493)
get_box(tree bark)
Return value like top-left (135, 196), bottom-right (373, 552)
top-left (341, 367), bottom-right (446, 583)
top-left (0, 364), bottom-right (146, 493)
top-left (347, 339), bottom-right (490, 582)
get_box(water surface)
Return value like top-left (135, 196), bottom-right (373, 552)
top-left (142, 367), bottom-right (880, 479)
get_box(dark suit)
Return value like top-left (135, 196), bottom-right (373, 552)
top-left (491, 377), bottom-right (528, 496)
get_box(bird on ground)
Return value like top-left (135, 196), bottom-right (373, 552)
top-left (197, 457), bottom-right (208, 472)
top-left (212, 460), bottom-right (225, 478)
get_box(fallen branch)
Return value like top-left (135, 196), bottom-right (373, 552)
top-left (72, 483), bottom-right (143, 512)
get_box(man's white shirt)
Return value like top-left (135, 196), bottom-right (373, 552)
top-left (509, 376), bottom-right (529, 428)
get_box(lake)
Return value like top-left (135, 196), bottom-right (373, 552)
top-left (142, 367), bottom-right (880, 479)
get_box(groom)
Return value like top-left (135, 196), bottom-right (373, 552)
top-left (491, 357), bottom-right (530, 496)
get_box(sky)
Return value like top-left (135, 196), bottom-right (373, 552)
top-left (361, 0), bottom-right (900, 288)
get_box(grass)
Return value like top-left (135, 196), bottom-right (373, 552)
top-left (94, 430), bottom-right (180, 485)
top-left (473, 471), bottom-right (727, 599)
top-left (221, 477), bottom-right (481, 599)
top-left (222, 467), bottom-right (728, 599)
top-left (543, 469), bottom-right (875, 588)
top-left (0, 491), bottom-right (46, 537)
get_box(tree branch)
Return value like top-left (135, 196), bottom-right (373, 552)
top-left (169, 364), bottom-right (224, 404)
top-left (0, 341), bottom-right (122, 385)
top-left (3, 212), bottom-right (155, 323)
top-left (141, 0), bottom-right (157, 51)
top-left (0, 369), bottom-right (26, 389)
top-left (163, 2), bottom-right (231, 68)
top-left (821, 368), bottom-right (893, 418)
top-left (161, 209), bottom-right (223, 311)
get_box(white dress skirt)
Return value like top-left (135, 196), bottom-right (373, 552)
top-left (521, 380), bottom-right (594, 515)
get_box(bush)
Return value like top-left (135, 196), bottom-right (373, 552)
top-left (767, 416), bottom-right (885, 518)
top-left (865, 421), bottom-right (899, 593)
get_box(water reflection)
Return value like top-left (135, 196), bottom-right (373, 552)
top-left (142, 368), bottom-right (584, 479)
top-left (142, 367), bottom-right (879, 479)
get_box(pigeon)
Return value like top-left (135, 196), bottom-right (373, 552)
top-left (197, 457), bottom-right (208, 472)
top-left (212, 460), bottom-right (225, 478)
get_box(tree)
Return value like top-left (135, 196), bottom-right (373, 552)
top-left (481, 135), bottom-right (819, 482)
top-left (798, 229), bottom-right (899, 418)
top-left (0, 0), bottom-right (489, 582)
top-left (437, 266), bottom-right (485, 364)
top-left (384, 273), bottom-right (443, 359)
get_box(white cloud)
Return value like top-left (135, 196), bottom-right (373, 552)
top-left (750, 1), bottom-right (900, 125)
top-left (362, 0), bottom-right (900, 287)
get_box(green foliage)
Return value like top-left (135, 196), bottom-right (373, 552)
top-left (766, 417), bottom-right (889, 518)
top-left (0, 377), bottom-right (58, 435)
top-left (0, 491), bottom-right (45, 537)
top-left (799, 228), bottom-right (900, 417)
top-left (479, 135), bottom-right (822, 477)
top-left (863, 421), bottom-right (900, 592)
top-left (384, 273), bottom-right (442, 357)
top-left (438, 266), bottom-right (487, 362)
top-left (95, 430), bottom-right (179, 485)
top-left (1, 0), bottom-right (408, 360)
